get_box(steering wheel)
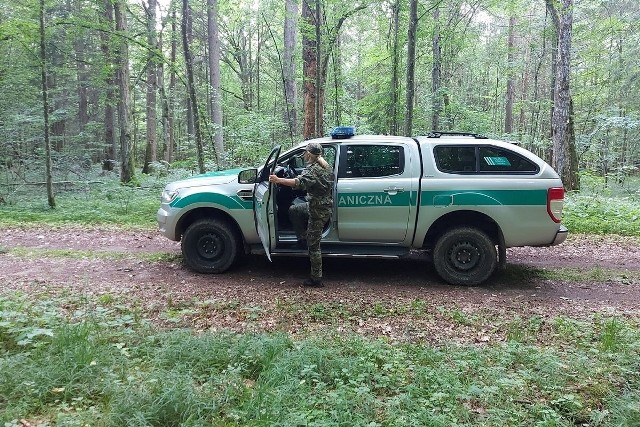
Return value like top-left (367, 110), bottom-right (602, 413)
top-left (284, 163), bottom-right (297, 179)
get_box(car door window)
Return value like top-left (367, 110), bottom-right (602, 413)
top-left (340, 145), bottom-right (404, 178)
top-left (434, 145), bottom-right (538, 174)
top-left (434, 146), bottom-right (476, 173)
top-left (478, 146), bottom-right (538, 173)
top-left (282, 145), bottom-right (337, 170)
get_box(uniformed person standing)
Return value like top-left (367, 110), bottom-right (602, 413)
top-left (269, 142), bottom-right (334, 287)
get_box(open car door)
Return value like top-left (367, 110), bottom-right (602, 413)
top-left (254, 145), bottom-right (281, 261)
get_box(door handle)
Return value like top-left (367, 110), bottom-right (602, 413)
top-left (383, 187), bottom-right (404, 195)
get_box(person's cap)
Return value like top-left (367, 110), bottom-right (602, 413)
top-left (305, 142), bottom-right (323, 155)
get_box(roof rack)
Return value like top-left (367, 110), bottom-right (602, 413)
top-left (424, 131), bottom-right (487, 139)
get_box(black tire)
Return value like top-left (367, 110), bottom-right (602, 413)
top-left (181, 219), bottom-right (240, 274)
top-left (433, 226), bottom-right (497, 286)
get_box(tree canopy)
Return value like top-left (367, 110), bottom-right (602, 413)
top-left (0, 0), bottom-right (638, 189)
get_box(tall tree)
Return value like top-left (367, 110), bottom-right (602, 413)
top-left (142, 0), bottom-right (158, 174)
top-left (504, 15), bottom-right (516, 134)
top-left (389, 0), bottom-right (401, 135)
top-left (100, 0), bottom-right (117, 171)
top-left (74, 0), bottom-right (89, 131)
top-left (162, 7), bottom-right (177, 163)
top-left (182, 0), bottom-right (205, 173)
top-left (114, 0), bottom-right (135, 183)
top-left (404, 0), bottom-right (418, 136)
top-left (184, 1), bottom-right (194, 139)
top-left (431, 5), bottom-right (442, 131)
top-left (302, 1), bottom-right (366, 139)
top-left (283, 0), bottom-right (298, 139)
top-left (546, 0), bottom-right (579, 190)
top-left (207, 0), bottom-right (224, 167)
top-left (39, 0), bottom-right (55, 208)
top-left (221, 13), bottom-right (264, 112)
top-left (302, 0), bottom-right (319, 138)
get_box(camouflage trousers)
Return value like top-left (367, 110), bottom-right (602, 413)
top-left (289, 202), bottom-right (331, 279)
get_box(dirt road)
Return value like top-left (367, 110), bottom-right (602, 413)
top-left (1, 227), bottom-right (639, 343)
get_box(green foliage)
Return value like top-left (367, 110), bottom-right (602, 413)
top-left (563, 174), bottom-right (640, 236)
top-left (224, 111), bottom-right (289, 167)
top-left (0, 185), bottom-right (159, 228)
top-left (0, 293), bottom-right (58, 352)
top-left (1, 164), bottom-right (639, 239)
top-left (2, 293), bottom-right (640, 426)
top-left (0, 165), bottom-right (190, 228)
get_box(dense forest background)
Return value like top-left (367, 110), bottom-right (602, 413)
top-left (0, 0), bottom-right (638, 198)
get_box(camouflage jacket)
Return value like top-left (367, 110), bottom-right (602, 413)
top-left (294, 162), bottom-right (334, 213)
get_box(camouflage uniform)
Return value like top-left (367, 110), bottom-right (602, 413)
top-left (289, 150), bottom-right (334, 281)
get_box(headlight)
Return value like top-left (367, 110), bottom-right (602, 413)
top-left (161, 189), bottom-right (179, 204)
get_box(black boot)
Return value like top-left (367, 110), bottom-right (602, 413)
top-left (303, 277), bottom-right (323, 288)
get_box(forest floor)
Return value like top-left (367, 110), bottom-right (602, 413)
top-left (1, 226), bottom-right (640, 344)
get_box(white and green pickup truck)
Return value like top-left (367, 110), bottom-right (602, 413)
top-left (157, 129), bottom-right (568, 285)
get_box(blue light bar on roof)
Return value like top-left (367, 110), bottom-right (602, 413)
top-left (330, 126), bottom-right (355, 139)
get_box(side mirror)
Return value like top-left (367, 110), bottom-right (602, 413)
top-left (238, 168), bottom-right (258, 184)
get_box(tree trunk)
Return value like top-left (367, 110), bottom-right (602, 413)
top-left (49, 74), bottom-right (66, 152)
top-left (184, 3), bottom-right (194, 140)
top-left (207, 0), bottom-right (224, 168)
top-left (39, 0), bottom-right (55, 208)
top-left (529, 9), bottom-right (549, 148)
top-left (431, 6), bottom-right (441, 131)
top-left (315, 4), bottom-right (367, 137)
top-left (547, 1), bottom-right (559, 142)
top-left (389, 0), bottom-right (400, 135)
top-left (182, 0), bottom-right (205, 173)
top-left (114, 0), bottom-right (135, 184)
top-left (314, 0), bottom-right (322, 136)
top-left (164, 8), bottom-right (177, 163)
top-left (256, 23), bottom-right (261, 112)
top-left (158, 57), bottom-right (172, 164)
top-left (142, 0), bottom-right (158, 174)
top-left (331, 36), bottom-right (342, 126)
top-left (283, 0), bottom-right (298, 140)
top-left (404, 0), bottom-right (417, 136)
top-left (75, 40), bottom-right (89, 130)
top-left (302, 0), bottom-right (318, 139)
top-left (546, 0), bottom-right (579, 191)
top-left (518, 44), bottom-right (531, 137)
top-left (101, 0), bottom-right (116, 171)
top-left (158, 30), bottom-right (173, 164)
top-left (504, 15), bottom-right (516, 134)
top-left (223, 27), bottom-right (255, 112)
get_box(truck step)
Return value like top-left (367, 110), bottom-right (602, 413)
top-left (271, 242), bottom-right (410, 258)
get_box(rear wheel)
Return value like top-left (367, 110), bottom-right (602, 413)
top-left (181, 219), bottom-right (240, 273)
top-left (433, 226), bottom-right (497, 286)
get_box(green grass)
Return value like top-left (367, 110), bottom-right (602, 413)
top-left (1, 171), bottom-right (639, 425)
top-left (0, 168), bottom-right (185, 229)
top-left (499, 264), bottom-right (640, 284)
top-left (1, 169), bottom-right (639, 236)
top-left (562, 174), bottom-right (640, 236)
top-left (0, 183), bottom-right (160, 228)
top-left (1, 293), bottom-right (639, 426)
top-left (563, 195), bottom-right (640, 236)
top-left (7, 246), bottom-right (180, 263)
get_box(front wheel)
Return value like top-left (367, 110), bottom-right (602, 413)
top-left (433, 226), bottom-right (497, 286)
top-left (181, 219), bottom-right (240, 274)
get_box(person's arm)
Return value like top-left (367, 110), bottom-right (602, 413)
top-left (269, 174), bottom-right (297, 188)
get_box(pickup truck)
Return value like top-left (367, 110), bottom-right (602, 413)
top-left (157, 129), bottom-right (568, 285)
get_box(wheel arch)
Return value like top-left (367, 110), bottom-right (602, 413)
top-left (421, 210), bottom-right (501, 250)
top-left (176, 207), bottom-right (244, 244)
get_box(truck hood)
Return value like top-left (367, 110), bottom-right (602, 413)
top-left (165, 168), bottom-right (246, 190)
